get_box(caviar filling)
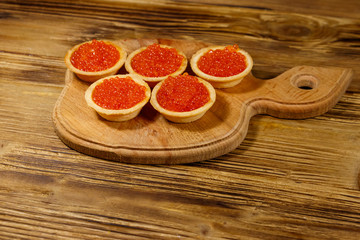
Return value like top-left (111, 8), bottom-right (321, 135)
top-left (92, 77), bottom-right (146, 110)
top-left (130, 43), bottom-right (184, 77)
top-left (71, 39), bottom-right (120, 72)
top-left (156, 74), bottom-right (210, 112)
top-left (197, 45), bottom-right (247, 77)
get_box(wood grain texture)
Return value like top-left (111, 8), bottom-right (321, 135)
top-left (53, 39), bottom-right (353, 164)
top-left (1, 0), bottom-right (359, 89)
top-left (1, 0), bottom-right (360, 239)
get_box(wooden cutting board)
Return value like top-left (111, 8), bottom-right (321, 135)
top-left (52, 39), bottom-right (353, 164)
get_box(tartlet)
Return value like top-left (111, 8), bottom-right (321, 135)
top-left (85, 74), bottom-right (151, 121)
top-left (190, 45), bottom-right (253, 88)
top-left (125, 43), bottom-right (188, 87)
top-left (65, 39), bottom-right (127, 82)
top-left (150, 74), bottom-right (216, 123)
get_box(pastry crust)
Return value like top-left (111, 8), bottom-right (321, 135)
top-left (125, 44), bottom-right (188, 88)
top-left (65, 40), bottom-right (127, 82)
top-left (190, 45), bottom-right (253, 88)
top-left (150, 76), bottom-right (216, 123)
top-left (85, 74), bottom-right (151, 121)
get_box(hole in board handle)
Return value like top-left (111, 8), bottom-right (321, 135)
top-left (291, 74), bottom-right (319, 90)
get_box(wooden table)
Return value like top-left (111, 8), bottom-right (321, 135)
top-left (1, 0), bottom-right (360, 239)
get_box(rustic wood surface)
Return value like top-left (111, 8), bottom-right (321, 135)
top-left (1, 0), bottom-right (360, 239)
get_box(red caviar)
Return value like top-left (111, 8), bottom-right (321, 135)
top-left (156, 74), bottom-right (210, 112)
top-left (71, 39), bottom-right (120, 72)
top-left (92, 77), bottom-right (146, 110)
top-left (131, 44), bottom-right (184, 77)
top-left (197, 45), bottom-right (247, 77)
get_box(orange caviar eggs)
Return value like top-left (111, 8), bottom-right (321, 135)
top-left (150, 73), bottom-right (216, 123)
top-left (190, 44), bottom-right (253, 88)
top-left (156, 74), bottom-right (210, 112)
top-left (92, 76), bottom-right (146, 110)
top-left (197, 45), bottom-right (247, 77)
top-left (130, 43), bottom-right (184, 77)
top-left (70, 39), bottom-right (120, 72)
top-left (85, 74), bottom-right (151, 122)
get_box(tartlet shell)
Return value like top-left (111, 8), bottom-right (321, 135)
top-left (125, 44), bottom-right (188, 88)
top-left (85, 74), bottom-right (151, 121)
top-left (65, 40), bottom-right (127, 82)
top-left (150, 76), bottom-right (216, 123)
top-left (190, 45), bottom-right (253, 88)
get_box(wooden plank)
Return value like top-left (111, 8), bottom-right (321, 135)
top-left (170, 0), bottom-right (360, 18)
top-left (2, 0), bottom-right (360, 19)
top-left (1, 142), bottom-right (360, 239)
top-left (0, 1), bottom-right (359, 90)
top-left (1, 80), bottom-right (360, 238)
top-left (1, 0), bottom-right (360, 238)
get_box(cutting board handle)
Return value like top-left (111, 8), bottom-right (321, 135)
top-left (240, 66), bottom-right (353, 119)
